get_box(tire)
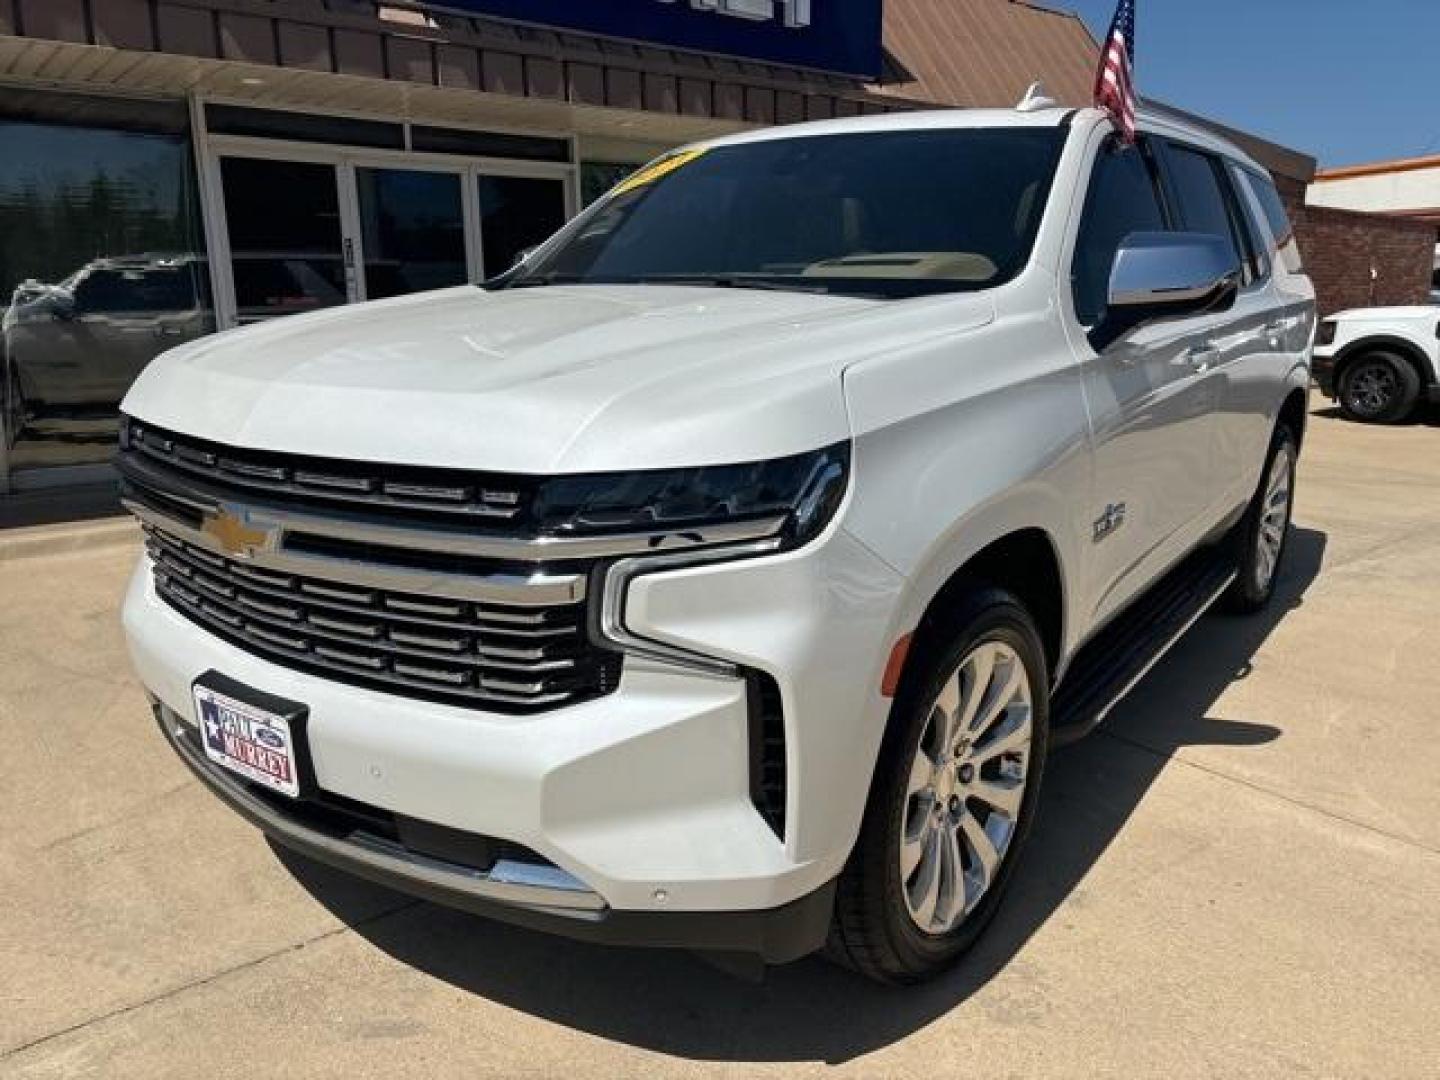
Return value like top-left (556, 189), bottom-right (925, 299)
top-left (828, 586), bottom-right (1048, 984)
top-left (1224, 421), bottom-right (1298, 614)
top-left (1338, 350), bottom-right (1420, 424)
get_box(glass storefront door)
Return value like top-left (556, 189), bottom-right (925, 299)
top-left (477, 174), bottom-right (568, 276)
top-left (207, 144), bottom-right (576, 328)
top-left (220, 157), bottom-right (349, 324)
top-left (355, 167), bottom-right (468, 300)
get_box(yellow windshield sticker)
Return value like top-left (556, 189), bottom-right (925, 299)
top-left (610, 149), bottom-right (707, 198)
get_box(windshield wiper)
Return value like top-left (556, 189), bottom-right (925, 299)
top-left (631, 275), bottom-right (834, 295)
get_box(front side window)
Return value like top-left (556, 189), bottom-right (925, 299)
top-left (1071, 138), bottom-right (1168, 327)
top-left (508, 128), bottom-right (1067, 300)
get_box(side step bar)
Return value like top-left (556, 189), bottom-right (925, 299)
top-left (1050, 547), bottom-right (1237, 747)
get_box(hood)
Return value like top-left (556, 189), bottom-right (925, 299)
top-left (122, 284), bottom-right (993, 474)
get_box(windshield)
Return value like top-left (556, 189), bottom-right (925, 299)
top-left (503, 127), bottom-right (1067, 300)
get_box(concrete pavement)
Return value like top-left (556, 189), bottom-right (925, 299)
top-left (2, 404), bottom-right (1438, 1078)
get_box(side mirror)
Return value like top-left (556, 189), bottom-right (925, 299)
top-left (512, 245), bottom-right (540, 269)
top-left (49, 292), bottom-right (77, 321)
top-left (1107, 231), bottom-right (1241, 326)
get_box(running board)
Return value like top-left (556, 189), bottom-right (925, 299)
top-left (1049, 547), bottom-right (1237, 748)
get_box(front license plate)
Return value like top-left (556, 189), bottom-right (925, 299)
top-left (194, 684), bottom-right (301, 798)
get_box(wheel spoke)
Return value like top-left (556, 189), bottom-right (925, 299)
top-left (971, 707), bottom-right (1031, 764)
top-left (931, 671), bottom-right (962, 755)
top-left (959, 815), bottom-right (999, 906)
top-left (971, 656), bottom-right (1024, 739)
top-left (907, 746), bottom-right (934, 797)
top-left (954, 644), bottom-right (996, 736)
top-left (908, 826), bottom-right (943, 927)
top-left (900, 825), bottom-right (926, 880)
top-left (935, 824), bottom-right (966, 928)
top-left (970, 777), bottom-right (1024, 818)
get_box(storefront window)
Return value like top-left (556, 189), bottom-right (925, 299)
top-left (477, 175), bottom-right (568, 277)
top-left (1, 119), bottom-right (211, 479)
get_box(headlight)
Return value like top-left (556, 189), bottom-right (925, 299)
top-left (561, 443), bottom-right (852, 675)
top-left (1316, 320), bottom-right (1337, 347)
top-left (532, 441), bottom-right (850, 551)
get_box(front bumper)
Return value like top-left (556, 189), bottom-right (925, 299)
top-left (124, 523), bottom-right (903, 956)
top-left (153, 699), bottom-right (835, 962)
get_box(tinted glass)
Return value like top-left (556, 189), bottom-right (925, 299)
top-left (478, 175), bottom-right (568, 277)
top-left (513, 129), bottom-right (1067, 299)
top-left (1241, 166), bottom-right (1304, 274)
top-left (1243, 167), bottom-right (1296, 248)
top-left (73, 266), bottom-right (199, 312)
top-left (0, 120), bottom-right (211, 478)
top-left (356, 168), bottom-right (467, 300)
top-left (221, 157), bottom-right (347, 322)
top-left (1165, 146), bottom-right (1246, 275)
top-left (1072, 140), bottom-right (1168, 326)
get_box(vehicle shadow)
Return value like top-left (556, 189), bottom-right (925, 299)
top-left (1311, 403), bottom-right (1440, 427)
top-left (278, 525), bottom-right (1327, 1066)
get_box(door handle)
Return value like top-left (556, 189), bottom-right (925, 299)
top-left (1175, 344), bottom-right (1219, 372)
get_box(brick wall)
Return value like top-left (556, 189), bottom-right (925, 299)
top-left (1274, 175), bottom-right (1437, 316)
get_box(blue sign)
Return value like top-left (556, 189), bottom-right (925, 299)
top-left (424, 1), bottom-right (883, 78)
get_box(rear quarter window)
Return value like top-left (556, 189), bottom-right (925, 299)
top-left (1239, 167), bottom-right (1303, 274)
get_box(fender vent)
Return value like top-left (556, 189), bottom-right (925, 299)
top-left (747, 671), bottom-right (787, 841)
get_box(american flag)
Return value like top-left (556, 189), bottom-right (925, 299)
top-left (1094, 0), bottom-right (1137, 143)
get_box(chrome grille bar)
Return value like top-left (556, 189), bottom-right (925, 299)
top-left (143, 526), bottom-right (615, 712)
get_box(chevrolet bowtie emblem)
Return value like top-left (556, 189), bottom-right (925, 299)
top-left (201, 507), bottom-right (270, 559)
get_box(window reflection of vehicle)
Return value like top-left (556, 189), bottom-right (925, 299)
top-left (3, 254), bottom-right (213, 411)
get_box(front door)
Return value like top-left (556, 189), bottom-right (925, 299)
top-left (1068, 134), bottom-right (1222, 629)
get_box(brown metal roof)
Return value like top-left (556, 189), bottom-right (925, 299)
top-left (873, 0), bottom-right (1100, 109)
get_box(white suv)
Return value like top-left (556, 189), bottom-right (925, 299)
top-left (119, 105), bottom-right (1314, 984)
top-left (1313, 306), bottom-right (1440, 423)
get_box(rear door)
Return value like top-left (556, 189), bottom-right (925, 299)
top-left (1155, 140), bottom-right (1283, 517)
top-left (1067, 132), bottom-right (1223, 629)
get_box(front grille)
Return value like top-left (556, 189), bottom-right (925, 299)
top-left (126, 417), bottom-right (535, 525)
top-left (144, 525), bottom-right (620, 712)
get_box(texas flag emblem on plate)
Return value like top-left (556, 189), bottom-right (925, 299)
top-left (194, 685), bottom-right (301, 799)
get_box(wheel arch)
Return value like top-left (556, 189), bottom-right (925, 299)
top-left (898, 527), bottom-right (1066, 703)
top-left (1278, 386), bottom-right (1309, 448)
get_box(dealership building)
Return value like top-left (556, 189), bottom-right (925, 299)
top-left (0, 0), bottom-right (1338, 498)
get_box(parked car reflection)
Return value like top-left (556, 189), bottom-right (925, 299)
top-left (2, 253), bottom-right (213, 463)
top-left (4, 253), bottom-right (213, 410)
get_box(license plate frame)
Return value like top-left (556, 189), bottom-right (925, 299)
top-left (191, 671), bottom-right (314, 800)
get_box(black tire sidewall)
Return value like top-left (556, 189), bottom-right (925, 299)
top-left (858, 589), bottom-right (1049, 979)
top-left (1339, 352), bottom-right (1420, 424)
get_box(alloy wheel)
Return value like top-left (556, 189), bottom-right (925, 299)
top-left (1254, 441), bottom-right (1294, 592)
top-left (1345, 362), bottom-right (1397, 417)
top-left (900, 641), bottom-right (1033, 935)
